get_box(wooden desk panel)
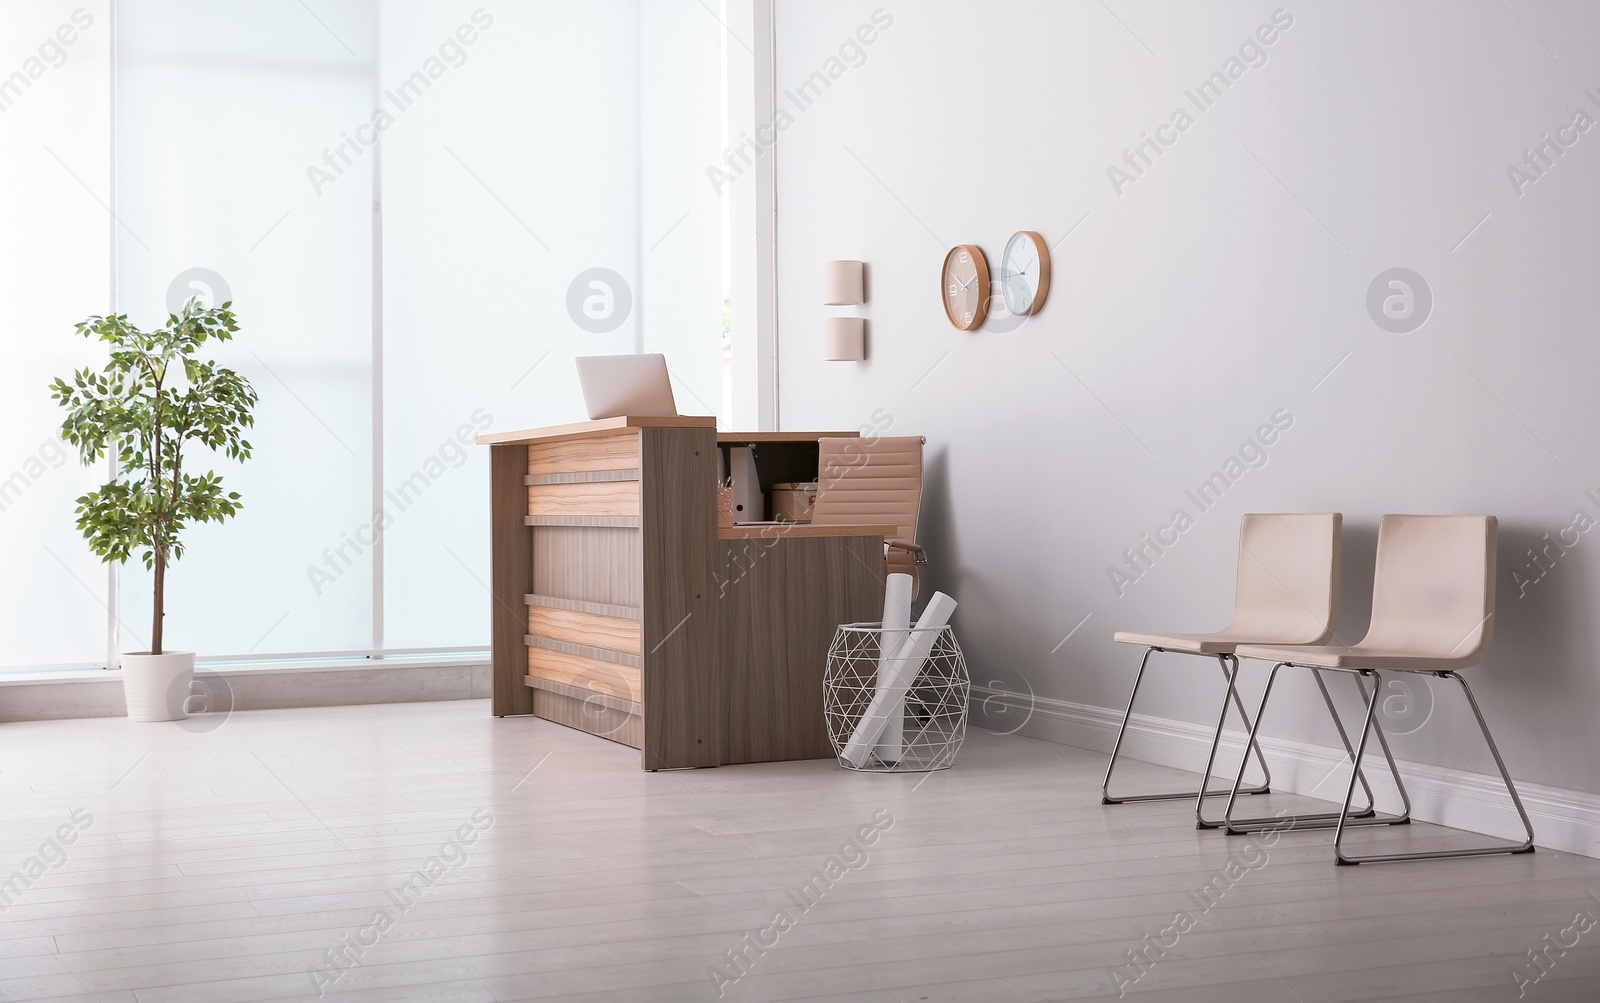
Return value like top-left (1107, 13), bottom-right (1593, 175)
top-left (526, 681), bottom-right (643, 748)
top-left (530, 526), bottom-right (640, 609)
top-left (527, 646), bottom-right (642, 702)
top-left (528, 603), bottom-right (642, 655)
top-left (489, 443), bottom-right (534, 717)
top-left (717, 534), bottom-right (885, 764)
top-left (639, 426), bottom-right (721, 770)
top-left (526, 480), bottom-right (640, 518)
top-left (526, 431), bottom-right (639, 473)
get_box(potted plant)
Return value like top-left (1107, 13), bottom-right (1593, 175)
top-left (50, 298), bottom-right (258, 721)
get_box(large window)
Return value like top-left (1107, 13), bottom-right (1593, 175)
top-left (0, 0), bottom-right (731, 671)
top-left (0, 2), bottom-right (112, 670)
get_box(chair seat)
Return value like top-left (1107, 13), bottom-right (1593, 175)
top-left (1233, 642), bottom-right (1474, 670)
top-left (1114, 630), bottom-right (1308, 655)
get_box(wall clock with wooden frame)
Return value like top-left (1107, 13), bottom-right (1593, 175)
top-left (941, 244), bottom-right (989, 331)
top-left (1001, 230), bottom-right (1050, 316)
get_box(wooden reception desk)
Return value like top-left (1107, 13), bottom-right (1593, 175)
top-left (478, 415), bottom-right (890, 770)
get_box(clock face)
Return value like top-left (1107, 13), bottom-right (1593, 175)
top-left (1001, 231), bottom-right (1050, 316)
top-left (942, 245), bottom-right (990, 331)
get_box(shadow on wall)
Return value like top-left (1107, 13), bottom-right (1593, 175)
top-left (1333, 522), bottom-right (1587, 682)
top-left (918, 445), bottom-right (954, 607)
top-left (1328, 519), bottom-right (1597, 793)
top-left (914, 443), bottom-right (1042, 707)
top-left (1332, 520), bottom-right (1377, 648)
top-left (1494, 521), bottom-right (1595, 701)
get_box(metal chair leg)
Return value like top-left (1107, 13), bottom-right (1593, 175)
top-left (1350, 671), bottom-right (1412, 824)
top-left (1222, 661), bottom-right (1286, 830)
top-left (1101, 648), bottom-right (1157, 804)
top-left (1333, 670), bottom-right (1536, 865)
top-left (1194, 655), bottom-right (1274, 828)
top-left (1223, 663), bottom-right (1407, 834)
top-left (1102, 649), bottom-right (1271, 806)
top-left (1320, 670), bottom-right (1378, 817)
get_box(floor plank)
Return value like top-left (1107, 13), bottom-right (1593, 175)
top-left (0, 699), bottom-right (1595, 1001)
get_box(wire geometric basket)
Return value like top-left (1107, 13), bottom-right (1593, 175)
top-left (823, 621), bottom-right (969, 773)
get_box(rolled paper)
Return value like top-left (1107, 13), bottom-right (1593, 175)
top-left (841, 591), bottom-right (957, 768)
top-left (875, 574), bottom-right (914, 764)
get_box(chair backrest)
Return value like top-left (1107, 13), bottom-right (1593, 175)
top-left (1361, 514), bottom-right (1497, 663)
top-left (1223, 513), bottom-right (1342, 644)
top-left (812, 436), bottom-right (923, 581)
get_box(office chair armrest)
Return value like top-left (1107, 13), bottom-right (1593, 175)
top-left (886, 540), bottom-right (928, 564)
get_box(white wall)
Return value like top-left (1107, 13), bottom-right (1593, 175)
top-left (770, 0), bottom-right (1600, 804)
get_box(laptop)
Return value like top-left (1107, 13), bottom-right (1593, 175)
top-left (575, 354), bottom-right (678, 420)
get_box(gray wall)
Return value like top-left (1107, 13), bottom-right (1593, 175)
top-left (771, 0), bottom-right (1600, 796)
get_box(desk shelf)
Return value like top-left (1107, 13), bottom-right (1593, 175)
top-left (719, 523), bottom-right (897, 540)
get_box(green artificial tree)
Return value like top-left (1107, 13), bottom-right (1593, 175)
top-left (50, 298), bottom-right (258, 655)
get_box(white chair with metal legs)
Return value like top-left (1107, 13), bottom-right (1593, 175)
top-left (1216, 668), bottom-right (1413, 836)
top-left (1103, 512), bottom-right (1350, 828)
top-left (1229, 514), bottom-right (1536, 864)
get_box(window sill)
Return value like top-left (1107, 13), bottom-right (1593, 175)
top-left (0, 655), bottom-right (490, 721)
top-left (0, 651), bottom-right (488, 686)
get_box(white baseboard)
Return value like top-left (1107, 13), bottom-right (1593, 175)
top-left (0, 660), bottom-right (490, 723)
top-left (973, 685), bottom-right (1600, 860)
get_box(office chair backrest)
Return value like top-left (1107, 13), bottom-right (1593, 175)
top-left (1225, 513), bottom-right (1343, 645)
top-left (1362, 514), bottom-right (1497, 662)
top-left (812, 435), bottom-right (923, 583)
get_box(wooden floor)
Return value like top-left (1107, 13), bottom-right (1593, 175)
top-left (3, 700), bottom-right (1600, 1002)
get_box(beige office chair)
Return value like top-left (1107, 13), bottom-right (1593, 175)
top-left (1230, 514), bottom-right (1534, 864)
top-left (1105, 513), bottom-right (1395, 828)
top-left (812, 435), bottom-right (926, 597)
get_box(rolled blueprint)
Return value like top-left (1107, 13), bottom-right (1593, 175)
top-left (875, 574), bottom-right (914, 764)
top-left (842, 591), bottom-right (957, 768)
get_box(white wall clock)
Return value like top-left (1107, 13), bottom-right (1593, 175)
top-left (1000, 230), bottom-right (1051, 317)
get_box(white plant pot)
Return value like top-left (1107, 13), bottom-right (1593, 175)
top-left (120, 651), bottom-right (196, 722)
